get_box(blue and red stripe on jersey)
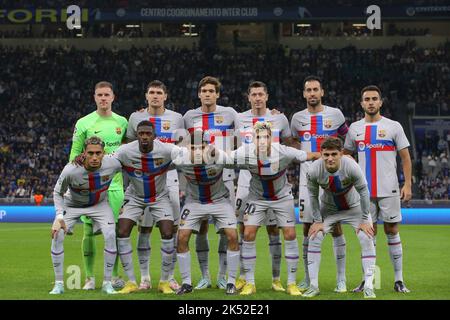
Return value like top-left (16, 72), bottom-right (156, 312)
top-left (297, 115), bottom-right (339, 152)
top-left (87, 172), bottom-right (110, 206)
top-left (355, 125), bottom-right (396, 198)
top-left (257, 160), bottom-right (287, 200)
top-left (328, 175), bottom-right (352, 211)
top-left (188, 113), bottom-right (234, 144)
top-left (193, 166), bottom-right (215, 204)
top-left (123, 156), bottom-right (172, 203)
top-left (149, 117), bottom-right (175, 143)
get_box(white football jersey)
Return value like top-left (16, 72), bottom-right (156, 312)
top-left (344, 116), bottom-right (410, 198)
top-left (53, 157), bottom-right (122, 215)
top-left (231, 143), bottom-right (307, 200)
top-left (291, 105), bottom-right (348, 186)
top-left (114, 140), bottom-right (181, 202)
top-left (236, 109), bottom-right (292, 187)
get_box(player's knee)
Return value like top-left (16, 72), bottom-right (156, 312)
top-left (117, 226), bottom-right (131, 238)
top-left (384, 222), bottom-right (398, 235)
top-left (243, 229), bottom-right (256, 242)
top-left (225, 230), bottom-right (238, 247)
top-left (283, 228), bottom-right (296, 241)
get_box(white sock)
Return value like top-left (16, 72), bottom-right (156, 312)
top-left (102, 227), bottom-right (117, 282)
top-left (269, 234), bottom-right (282, 280)
top-left (195, 233), bottom-right (210, 279)
top-left (332, 234), bottom-right (346, 284)
top-left (302, 236), bottom-right (310, 284)
top-left (387, 233), bottom-right (403, 282)
top-left (177, 251), bottom-right (192, 286)
top-left (137, 232), bottom-right (151, 280)
top-left (227, 250), bottom-right (240, 285)
top-left (358, 232), bottom-right (376, 290)
top-left (307, 232), bottom-right (324, 289)
top-left (170, 235), bottom-right (178, 280)
top-left (51, 229), bottom-right (65, 282)
top-left (284, 239), bottom-right (299, 285)
top-left (218, 233), bottom-right (228, 279)
top-left (160, 238), bottom-right (174, 281)
top-left (118, 237), bottom-right (136, 283)
top-left (242, 240), bottom-right (256, 285)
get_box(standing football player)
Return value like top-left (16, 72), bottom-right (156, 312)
top-left (344, 85), bottom-right (411, 293)
top-left (183, 76), bottom-right (238, 290)
top-left (291, 76), bottom-right (350, 293)
top-left (69, 81), bottom-right (128, 290)
top-left (126, 80), bottom-right (184, 291)
top-left (232, 121), bottom-right (320, 296)
top-left (235, 81), bottom-right (294, 292)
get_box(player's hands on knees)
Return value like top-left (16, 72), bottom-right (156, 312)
top-left (72, 154), bottom-right (86, 166)
top-left (51, 219), bottom-right (67, 239)
top-left (357, 222), bottom-right (374, 238)
top-left (308, 222), bottom-right (324, 240)
top-left (400, 184), bottom-right (412, 202)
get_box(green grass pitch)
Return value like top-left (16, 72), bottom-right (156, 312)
top-left (1, 223), bottom-right (449, 300)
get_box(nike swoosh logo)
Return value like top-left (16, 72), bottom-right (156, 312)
top-left (108, 222), bottom-right (115, 225)
top-left (228, 222), bottom-right (234, 225)
top-left (389, 216), bottom-right (397, 220)
top-left (94, 131), bottom-right (101, 134)
top-left (287, 220), bottom-right (294, 223)
top-left (356, 133), bottom-right (364, 136)
top-left (164, 214), bottom-right (171, 217)
top-left (301, 122), bottom-right (309, 126)
top-left (269, 219), bottom-right (276, 222)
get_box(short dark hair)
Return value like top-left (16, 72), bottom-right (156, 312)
top-left (137, 120), bottom-right (155, 130)
top-left (320, 137), bottom-right (342, 151)
top-left (84, 136), bottom-right (105, 149)
top-left (94, 81), bottom-right (114, 91)
top-left (303, 75), bottom-right (322, 90)
top-left (198, 76), bottom-right (221, 94)
top-left (361, 85), bottom-right (382, 100)
top-left (247, 81), bottom-right (268, 94)
top-left (146, 80), bottom-right (168, 94)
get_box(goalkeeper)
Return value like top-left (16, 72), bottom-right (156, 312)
top-left (69, 81), bottom-right (128, 290)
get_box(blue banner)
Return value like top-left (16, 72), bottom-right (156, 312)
top-left (1, 206), bottom-right (450, 225)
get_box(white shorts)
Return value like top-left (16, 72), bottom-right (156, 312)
top-left (64, 200), bottom-right (115, 234)
top-left (120, 195), bottom-right (174, 227)
top-left (370, 196), bottom-right (402, 223)
top-left (180, 198), bottom-right (236, 233)
top-left (235, 185), bottom-right (277, 226)
top-left (244, 195), bottom-right (296, 228)
top-left (299, 184), bottom-right (324, 224)
top-left (322, 205), bottom-right (372, 234)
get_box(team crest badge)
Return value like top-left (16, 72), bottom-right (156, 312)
top-left (341, 177), bottom-right (353, 187)
top-left (207, 168), bottom-right (217, 176)
top-left (101, 175), bottom-right (109, 183)
top-left (153, 158), bottom-right (164, 166)
top-left (116, 127), bottom-right (122, 135)
top-left (163, 121), bottom-right (171, 130)
top-left (215, 116), bottom-right (224, 124)
top-left (378, 130), bottom-right (386, 138)
top-left (324, 119), bottom-right (332, 129)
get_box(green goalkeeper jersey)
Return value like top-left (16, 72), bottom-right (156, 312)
top-left (69, 110), bottom-right (128, 191)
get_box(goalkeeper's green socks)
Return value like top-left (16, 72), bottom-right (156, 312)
top-left (82, 223), bottom-right (96, 279)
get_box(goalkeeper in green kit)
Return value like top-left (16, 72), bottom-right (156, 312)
top-left (69, 81), bottom-right (128, 290)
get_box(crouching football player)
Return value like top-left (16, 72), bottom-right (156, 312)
top-left (305, 137), bottom-right (376, 298)
top-left (50, 137), bottom-right (122, 294)
top-left (174, 131), bottom-right (240, 295)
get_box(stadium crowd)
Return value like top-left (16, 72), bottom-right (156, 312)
top-left (0, 40), bottom-right (449, 202)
